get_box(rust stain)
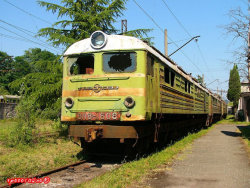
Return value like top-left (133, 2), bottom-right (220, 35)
top-left (61, 116), bottom-right (76, 121)
top-left (62, 88), bottom-right (146, 97)
top-left (64, 73), bottom-right (145, 80)
top-left (121, 115), bottom-right (145, 121)
top-left (62, 115), bottom-right (145, 121)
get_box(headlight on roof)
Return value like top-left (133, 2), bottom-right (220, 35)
top-left (90, 31), bottom-right (107, 49)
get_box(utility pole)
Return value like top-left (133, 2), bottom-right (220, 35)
top-left (248, 13), bottom-right (250, 82)
top-left (164, 29), bottom-right (168, 56)
top-left (247, 0), bottom-right (250, 81)
top-left (121, 20), bottom-right (127, 35)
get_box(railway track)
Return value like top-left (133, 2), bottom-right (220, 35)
top-left (0, 160), bottom-right (87, 188)
top-left (0, 159), bottom-right (120, 188)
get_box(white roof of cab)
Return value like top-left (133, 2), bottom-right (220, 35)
top-left (64, 34), bottom-right (211, 94)
top-left (64, 35), bottom-right (151, 55)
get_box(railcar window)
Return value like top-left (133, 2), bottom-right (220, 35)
top-left (185, 80), bottom-right (188, 92)
top-left (188, 83), bottom-right (191, 93)
top-left (147, 54), bottom-right (154, 76)
top-left (164, 68), bottom-right (170, 84)
top-left (103, 52), bottom-right (136, 72)
top-left (170, 72), bottom-right (175, 87)
top-left (68, 54), bottom-right (94, 75)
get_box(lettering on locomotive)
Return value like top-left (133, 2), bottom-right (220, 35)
top-left (78, 84), bottom-right (119, 93)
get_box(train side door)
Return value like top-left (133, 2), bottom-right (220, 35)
top-left (146, 54), bottom-right (154, 114)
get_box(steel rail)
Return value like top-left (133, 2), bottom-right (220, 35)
top-left (0, 160), bottom-right (87, 188)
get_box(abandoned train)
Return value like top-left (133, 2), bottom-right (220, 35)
top-left (61, 31), bottom-right (227, 153)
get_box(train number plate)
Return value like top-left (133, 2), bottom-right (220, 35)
top-left (76, 112), bottom-right (121, 121)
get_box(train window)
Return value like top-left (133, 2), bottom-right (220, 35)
top-left (164, 67), bottom-right (170, 84)
top-left (185, 80), bottom-right (188, 92)
top-left (185, 80), bottom-right (191, 92)
top-left (68, 54), bottom-right (94, 75)
top-left (170, 72), bottom-right (175, 87)
top-left (103, 52), bottom-right (136, 72)
top-left (147, 54), bottom-right (154, 76)
top-left (188, 83), bottom-right (191, 93)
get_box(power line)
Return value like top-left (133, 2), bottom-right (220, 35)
top-left (195, 42), bottom-right (210, 72)
top-left (0, 19), bottom-right (36, 35)
top-left (168, 38), bottom-right (191, 44)
top-left (132, 0), bottom-right (165, 33)
top-left (0, 25), bottom-right (61, 54)
top-left (132, 0), bottom-right (204, 75)
top-left (3, 0), bottom-right (52, 25)
top-left (160, 0), bottom-right (212, 79)
top-left (0, 32), bottom-right (33, 42)
top-left (0, 32), bottom-right (63, 56)
top-left (0, 19), bottom-right (64, 51)
top-left (160, 0), bottom-right (192, 38)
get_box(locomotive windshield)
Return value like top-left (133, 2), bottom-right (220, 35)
top-left (68, 54), bottom-right (94, 75)
top-left (103, 52), bottom-right (136, 73)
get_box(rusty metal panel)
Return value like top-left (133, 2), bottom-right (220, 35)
top-left (69, 125), bottom-right (138, 139)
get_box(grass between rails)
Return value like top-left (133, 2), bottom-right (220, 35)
top-left (0, 120), bottom-right (83, 185)
top-left (78, 127), bottom-right (214, 188)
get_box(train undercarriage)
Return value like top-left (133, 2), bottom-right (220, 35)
top-left (69, 113), bottom-right (224, 158)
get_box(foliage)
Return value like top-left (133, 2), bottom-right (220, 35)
top-left (123, 29), bottom-right (154, 45)
top-left (196, 75), bottom-right (205, 86)
top-left (222, 7), bottom-right (249, 80)
top-left (227, 64), bottom-right (241, 107)
top-left (6, 99), bottom-right (36, 147)
top-left (37, 0), bottom-right (127, 47)
top-left (0, 85), bottom-right (10, 95)
top-left (37, 0), bottom-right (152, 47)
top-left (22, 48), bottom-right (58, 63)
top-left (0, 136), bottom-right (82, 184)
top-left (5, 48), bottom-right (63, 120)
top-left (238, 125), bottom-right (250, 147)
top-left (0, 51), bottom-right (32, 90)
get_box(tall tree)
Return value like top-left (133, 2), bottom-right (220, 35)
top-left (37, 0), bottom-right (152, 47)
top-left (9, 48), bottom-right (62, 119)
top-left (227, 64), bottom-right (241, 107)
top-left (222, 7), bottom-right (249, 79)
top-left (196, 75), bottom-right (205, 86)
top-left (0, 51), bottom-right (31, 92)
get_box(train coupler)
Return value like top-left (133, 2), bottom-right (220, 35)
top-left (85, 128), bottom-right (103, 142)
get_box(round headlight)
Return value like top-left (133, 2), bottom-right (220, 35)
top-left (90, 31), bottom-right (107, 49)
top-left (65, 98), bottom-right (74, 108)
top-left (124, 96), bottom-right (135, 108)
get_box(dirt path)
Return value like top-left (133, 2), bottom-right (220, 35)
top-left (141, 124), bottom-right (250, 188)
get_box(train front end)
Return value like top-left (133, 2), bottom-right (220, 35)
top-left (61, 31), bottom-right (148, 146)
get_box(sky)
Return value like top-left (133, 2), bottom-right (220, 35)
top-left (0, 0), bottom-right (248, 99)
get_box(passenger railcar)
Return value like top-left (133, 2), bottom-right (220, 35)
top-left (61, 31), bottom-right (227, 153)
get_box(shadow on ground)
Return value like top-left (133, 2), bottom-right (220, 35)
top-left (221, 131), bottom-right (241, 137)
top-left (237, 125), bottom-right (250, 141)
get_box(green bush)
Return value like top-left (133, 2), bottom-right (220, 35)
top-left (7, 99), bottom-right (37, 147)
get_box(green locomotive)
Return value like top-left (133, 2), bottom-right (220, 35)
top-left (61, 31), bottom-right (227, 152)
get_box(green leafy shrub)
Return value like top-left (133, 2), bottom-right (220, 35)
top-left (7, 99), bottom-right (37, 147)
